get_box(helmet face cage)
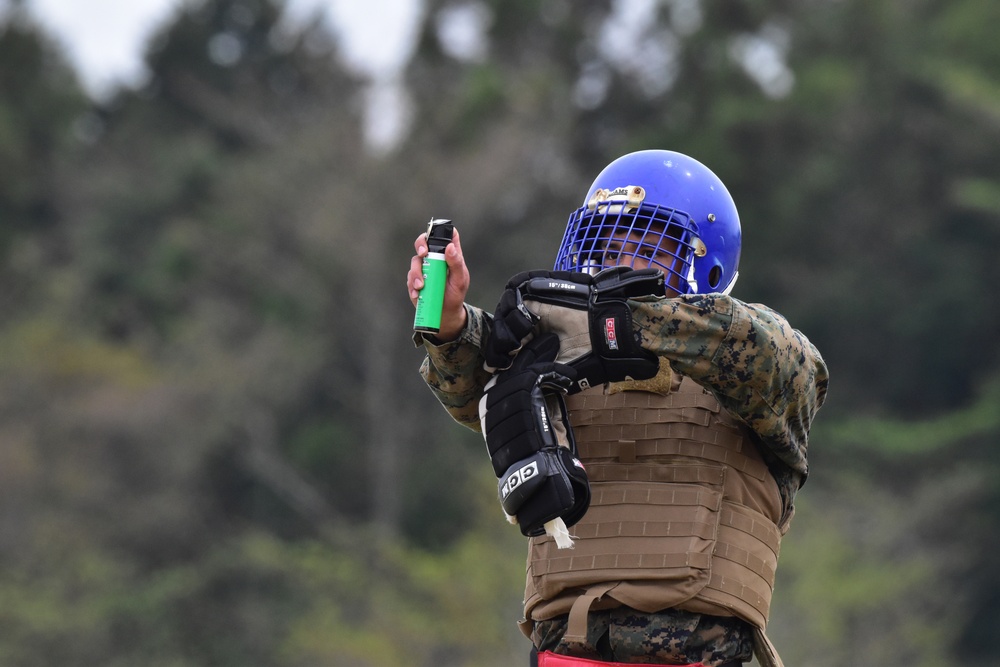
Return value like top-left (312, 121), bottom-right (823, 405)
top-left (554, 200), bottom-right (699, 292)
top-left (554, 150), bottom-right (741, 296)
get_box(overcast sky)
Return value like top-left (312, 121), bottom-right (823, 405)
top-left (22, 0), bottom-right (420, 98)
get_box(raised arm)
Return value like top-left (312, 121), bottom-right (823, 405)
top-left (630, 293), bottom-right (829, 481)
top-left (409, 226), bottom-right (494, 431)
top-left (414, 305), bottom-right (493, 431)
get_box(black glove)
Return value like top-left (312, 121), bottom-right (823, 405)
top-left (497, 446), bottom-right (590, 538)
top-left (484, 269), bottom-right (589, 372)
top-left (485, 266), bottom-right (665, 392)
top-left (479, 333), bottom-right (590, 539)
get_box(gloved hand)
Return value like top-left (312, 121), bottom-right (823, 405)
top-left (484, 266), bottom-right (665, 393)
top-left (484, 269), bottom-right (589, 372)
top-left (479, 333), bottom-right (590, 546)
top-left (497, 445), bottom-right (590, 540)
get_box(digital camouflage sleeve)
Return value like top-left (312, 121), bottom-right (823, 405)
top-left (415, 294), bottom-right (829, 512)
top-left (629, 293), bottom-right (829, 480)
top-left (413, 304), bottom-right (495, 431)
top-left (629, 293), bottom-right (829, 520)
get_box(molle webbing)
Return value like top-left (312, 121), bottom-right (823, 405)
top-left (568, 389), bottom-right (769, 482)
top-left (524, 377), bottom-right (783, 630)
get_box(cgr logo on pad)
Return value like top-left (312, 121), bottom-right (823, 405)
top-left (500, 461), bottom-right (539, 500)
top-left (604, 317), bottom-right (619, 350)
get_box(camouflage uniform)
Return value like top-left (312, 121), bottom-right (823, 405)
top-left (415, 294), bottom-right (829, 666)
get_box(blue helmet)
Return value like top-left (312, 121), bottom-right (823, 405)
top-left (554, 150), bottom-right (741, 295)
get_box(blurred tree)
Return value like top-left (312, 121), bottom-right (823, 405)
top-left (0, 5), bottom-right (87, 309)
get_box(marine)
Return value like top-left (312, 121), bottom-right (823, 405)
top-left (407, 149), bottom-right (829, 667)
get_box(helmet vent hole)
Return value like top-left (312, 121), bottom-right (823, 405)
top-left (708, 265), bottom-right (723, 290)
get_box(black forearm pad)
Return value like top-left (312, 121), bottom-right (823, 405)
top-left (480, 333), bottom-right (576, 476)
top-left (481, 373), bottom-right (559, 475)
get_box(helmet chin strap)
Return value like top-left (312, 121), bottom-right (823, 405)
top-left (685, 263), bottom-right (698, 294)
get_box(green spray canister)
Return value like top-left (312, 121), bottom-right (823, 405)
top-left (413, 218), bottom-right (455, 334)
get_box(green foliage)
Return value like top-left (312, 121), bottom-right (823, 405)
top-left (279, 481), bottom-right (526, 666)
top-left (0, 501), bottom-right (526, 666)
top-left (774, 490), bottom-right (955, 667)
top-left (820, 375), bottom-right (1000, 456)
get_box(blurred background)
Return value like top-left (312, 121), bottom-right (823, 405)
top-left (2, 0), bottom-right (999, 665)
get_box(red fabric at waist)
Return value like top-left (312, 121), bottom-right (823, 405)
top-left (536, 650), bottom-right (725, 667)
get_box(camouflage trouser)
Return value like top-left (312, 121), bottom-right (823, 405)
top-left (530, 607), bottom-right (753, 666)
